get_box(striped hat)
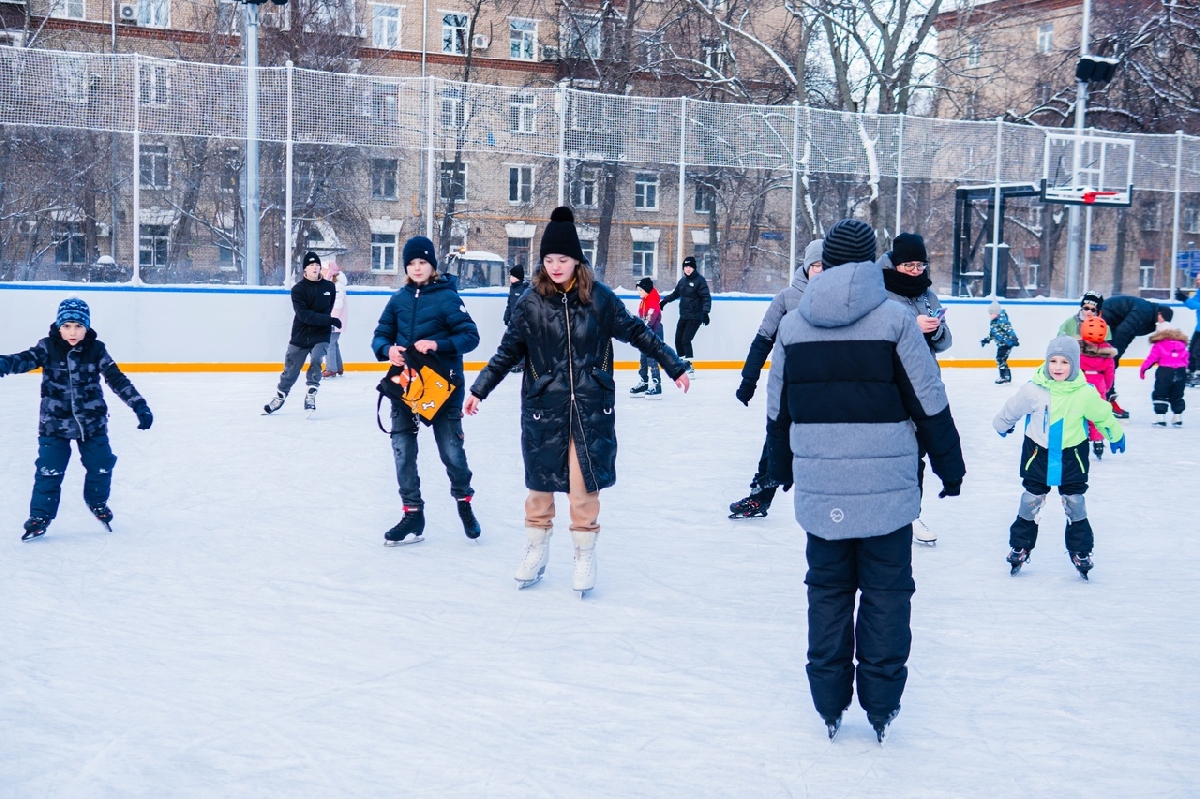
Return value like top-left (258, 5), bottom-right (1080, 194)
top-left (55, 297), bottom-right (90, 329)
top-left (822, 220), bottom-right (876, 268)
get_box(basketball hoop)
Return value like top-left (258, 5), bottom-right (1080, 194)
top-left (1081, 190), bottom-right (1119, 205)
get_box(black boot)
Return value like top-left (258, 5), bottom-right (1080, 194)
top-left (90, 503), bottom-right (114, 531)
top-left (384, 508), bottom-right (425, 546)
top-left (1092, 441), bottom-right (1104, 459)
top-left (457, 497), bottom-right (481, 539)
top-left (22, 516), bottom-right (50, 542)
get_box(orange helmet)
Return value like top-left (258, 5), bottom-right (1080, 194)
top-left (1080, 316), bottom-right (1108, 344)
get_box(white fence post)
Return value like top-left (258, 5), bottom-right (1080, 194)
top-left (284, 60), bottom-right (294, 287)
top-left (556, 85), bottom-right (566, 207)
top-left (676, 96), bottom-right (687, 280)
top-left (895, 113), bottom-right (905, 235)
top-left (789, 101), bottom-right (799, 283)
top-left (131, 53), bottom-right (141, 286)
top-left (990, 117), bottom-right (1003, 298)
top-left (1170, 130), bottom-right (1184, 295)
top-left (425, 77), bottom-right (435, 241)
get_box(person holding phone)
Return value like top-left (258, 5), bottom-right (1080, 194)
top-left (878, 233), bottom-right (953, 545)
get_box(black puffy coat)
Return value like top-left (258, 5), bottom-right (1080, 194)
top-left (371, 274), bottom-right (480, 407)
top-left (470, 281), bottom-right (687, 493)
top-left (0, 326), bottom-right (147, 440)
top-left (503, 279), bottom-right (530, 326)
top-left (1100, 296), bottom-right (1159, 341)
top-left (660, 271), bottom-right (712, 321)
top-left (289, 277), bottom-right (339, 349)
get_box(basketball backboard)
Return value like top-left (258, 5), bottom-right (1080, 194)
top-left (1040, 132), bottom-right (1134, 207)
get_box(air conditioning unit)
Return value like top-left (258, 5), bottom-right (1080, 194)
top-left (118, 2), bottom-right (138, 23)
top-left (471, 33), bottom-right (489, 50)
top-left (540, 45), bottom-right (559, 61)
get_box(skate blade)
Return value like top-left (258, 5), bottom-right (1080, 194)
top-left (516, 566), bottom-right (546, 589)
top-left (728, 512), bottom-right (768, 519)
top-left (384, 534), bottom-right (424, 547)
top-left (576, 588), bottom-right (592, 599)
top-left (826, 723), bottom-right (841, 742)
top-left (914, 538), bottom-right (937, 547)
top-left (1077, 570), bottom-right (1090, 581)
top-left (96, 520), bottom-right (112, 532)
top-left (21, 531), bottom-right (46, 542)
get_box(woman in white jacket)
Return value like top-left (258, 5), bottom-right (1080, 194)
top-left (322, 262), bottom-right (348, 377)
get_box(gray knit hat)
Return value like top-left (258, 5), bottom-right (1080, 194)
top-left (1045, 335), bottom-right (1080, 382)
top-left (803, 239), bottom-right (824, 276)
top-left (988, 300), bottom-right (1002, 314)
top-left (822, 220), bottom-right (876, 268)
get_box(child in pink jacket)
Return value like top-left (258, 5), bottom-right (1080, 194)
top-left (1140, 324), bottom-right (1190, 426)
top-left (1078, 316), bottom-right (1117, 458)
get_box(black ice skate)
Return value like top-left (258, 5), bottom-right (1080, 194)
top-left (304, 386), bottom-right (318, 417)
top-left (868, 707), bottom-right (900, 747)
top-left (645, 380), bottom-right (663, 400)
top-left (1092, 441), bottom-right (1104, 459)
top-left (1070, 551), bottom-right (1094, 580)
top-left (629, 380), bottom-right (648, 397)
top-left (457, 497), bottom-right (481, 540)
top-left (384, 508), bottom-right (425, 546)
top-left (728, 493), bottom-right (770, 519)
top-left (1007, 547), bottom-right (1030, 575)
top-left (263, 391), bottom-right (286, 415)
top-left (823, 712), bottom-right (844, 742)
top-left (90, 503), bottom-right (114, 532)
top-left (22, 516), bottom-right (49, 542)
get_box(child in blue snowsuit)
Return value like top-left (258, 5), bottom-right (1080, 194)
top-left (0, 298), bottom-right (153, 541)
top-left (981, 300), bottom-right (1020, 384)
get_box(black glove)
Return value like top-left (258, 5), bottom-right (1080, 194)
top-left (735, 380), bottom-right (756, 406)
top-left (938, 480), bottom-right (961, 498)
top-left (134, 403), bottom-right (154, 430)
top-left (332, 318), bottom-right (343, 329)
top-left (980, 338), bottom-right (989, 347)
top-left (1176, 288), bottom-right (1189, 303)
top-left (702, 313), bottom-right (710, 326)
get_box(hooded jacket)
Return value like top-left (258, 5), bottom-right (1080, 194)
top-left (0, 326), bottom-right (147, 440)
top-left (1058, 311), bottom-right (1112, 340)
top-left (660, 270), bottom-right (712, 321)
top-left (1100, 296), bottom-right (1160, 341)
top-left (1079, 340), bottom-right (1117, 399)
top-left (984, 310), bottom-right (1019, 348)
top-left (766, 260), bottom-right (965, 540)
top-left (470, 280), bottom-right (686, 494)
top-left (1140, 327), bottom-right (1191, 376)
top-left (371, 274), bottom-right (480, 407)
top-left (877, 252), bottom-right (953, 354)
top-left (638, 288), bottom-right (663, 336)
top-left (289, 276), bottom-right (339, 349)
top-left (740, 265), bottom-right (810, 385)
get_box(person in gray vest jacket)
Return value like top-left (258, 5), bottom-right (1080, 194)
top-left (766, 219), bottom-right (965, 744)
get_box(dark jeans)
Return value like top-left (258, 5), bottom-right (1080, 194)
top-left (277, 342), bottom-right (328, 395)
top-left (1152, 367), bottom-right (1186, 414)
top-left (675, 319), bottom-right (702, 359)
top-left (30, 435), bottom-right (117, 519)
top-left (390, 403), bottom-right (474, 509)
top-left (638, 327), bottom-right (663, 383)
top-left (805, 525), bottom-right (915, 720)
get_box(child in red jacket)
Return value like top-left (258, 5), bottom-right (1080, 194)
top-left (1140, 323), bottom-right (1190, 427)
top-left (1078, 316), bottom-right (1117, 458)
top-left (630, 277), bottom-right (664, 399)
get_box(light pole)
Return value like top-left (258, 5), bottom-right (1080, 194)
top-left (1063, 0), bottom-right (1093, 300)
top-left (244, 0), bottom-right (260, 286)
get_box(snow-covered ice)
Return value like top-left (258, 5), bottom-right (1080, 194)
top-left (0, 367), bottom-right (1196, 797)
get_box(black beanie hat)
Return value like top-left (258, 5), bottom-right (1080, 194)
top-left (539, 207), bottom-right (587, 264)
top-left (822, 219), bottom-right (877, 267)
top-left (510, 264), bottom-right (525, 281)
top-left (1158, 304), bottom-right (1174, 322)
top-left (682, 256), bottom-right (697, 270)
top-left (636, 277), bottom-right (655, 293)
top-left (402, 236), bottom-right (438, 269)
top-left (1080, 291), bottom-right (1104, 312)
top-left (302, 251), bottom-right (321, 267)
top-left (889, 232), bottom-right (927, 265)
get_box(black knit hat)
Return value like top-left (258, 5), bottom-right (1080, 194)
top-left (539, 207), bottom-right (587, 264)
top-left (636, 277), bottom-right (655, 293)
top-left (1080, 291), bottom-right (1104, 312)
top-left (402, 236), bottom-right (438, 269)
top-left (682, 256), bottom-right (697, 271)
top-left (889, 233), bottom-right (927, 265)
top-left (822, 219), bottom-right (877, 267)
top-left (510, 264), bottom-right (525, 281)
top-left (1158, 304), bottom-right (1174, 322)
top-left (302, 251), bottom-right (321, 268)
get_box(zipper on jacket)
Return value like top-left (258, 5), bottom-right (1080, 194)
top-left (67, 348), bottom-right (86, 441)
top-left (408, 287), bottom-right (421, 347)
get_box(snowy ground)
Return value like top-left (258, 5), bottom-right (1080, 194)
top-left (0, 367), bottom-right (1197, 797)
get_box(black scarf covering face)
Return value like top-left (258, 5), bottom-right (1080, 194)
top-left (882, 268), bottom-right (932, 298)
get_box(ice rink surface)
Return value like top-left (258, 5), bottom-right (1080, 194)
top-left (0, 367), bottom-right (1196, 797)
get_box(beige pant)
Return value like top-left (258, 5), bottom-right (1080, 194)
top-left (524, 440), bottom-right (601, 534)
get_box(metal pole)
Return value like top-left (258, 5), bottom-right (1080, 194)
top-left (895, 113), bottom-right (905, 235)
top-left (789, 101), bottom-right (799, 283)
top-left (1065, 0), bottom-right (1093, 299)
top-left (425, 77), bottom-right (435, 240)
top-left (556, 85), bottom-right (566, 207)
top-left (990, 117), bottom-right (1003, 298)
top-left (676, 96), bottom-right (687, 279)
top-left (1170, 130), bottom-right (1184, 295)
top-left (420, 0), bottom-right (428, 79)
top-left (244, 2), bottom-right (260, 286)
top-left (284, 59), bottom-right (294, 287)
top-left (1083, 205), bottom-right (1093, 290)
top-left (132, 53), bottom-right (141, 285)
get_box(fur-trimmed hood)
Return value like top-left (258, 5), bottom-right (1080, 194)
top-left (1080, 340), bottom-right (1118, 358)
top-left (1150, 327), bottom-right (1189, 344)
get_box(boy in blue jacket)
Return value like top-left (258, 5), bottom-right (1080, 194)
top-left (0, 298), bottom-right (153, 541)
top-left (981, 300), bottom-right (1020, 384)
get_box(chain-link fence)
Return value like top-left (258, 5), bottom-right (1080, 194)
top-left (2, 46), bottom-right (1198, 296)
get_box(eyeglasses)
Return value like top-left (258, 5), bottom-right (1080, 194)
top-left (896, 261), bottom-right (928, 273)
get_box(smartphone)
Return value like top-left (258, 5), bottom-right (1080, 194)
top-left (934, 308), bottom-right (946, 320)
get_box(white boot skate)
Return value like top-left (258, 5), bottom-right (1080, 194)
top-left (515, 527), bottom-right (551, 589)
top-left (913, 517), bottom-right (936, 546)
top-left (572, 530), bottom-right (598, 597)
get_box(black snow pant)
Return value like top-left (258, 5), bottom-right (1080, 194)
top-left (747, 438), bottom-right (778, 506)
top-left (30, 435), bottom-right (116, 520)
top-left (996, 345), bottom-right (1013, 381)
top-left (1152, 367), bottom-right (1186, 415)
top-left (675, 319), bottom-right (702, 360)
top-left (1189, 331), bottom-right (1200, 374)
top-left (1009, 438), bottom-right (1093, 554)
top-left (805, 525), bottom-right (915, 721)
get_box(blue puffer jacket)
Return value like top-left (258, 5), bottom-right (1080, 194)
top-left (371, 274), bottom-right (480, 406)
top-left (0, 326), bottom-right (147, 440)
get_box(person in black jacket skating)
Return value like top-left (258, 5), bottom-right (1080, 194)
top-left (660, 256), bottom-right (711, 376)
top-left (372, 236), bottom-right (482, 545)
top-left (1101, 295), bottom-right (1173, 418)
top-left (503, 265), bottom-right (530, 374)
top-left (465, 207), bottom-right (689, 596)
top-left (264, 251), bottom-right (341, 415)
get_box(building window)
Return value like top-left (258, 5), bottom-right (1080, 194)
top-left (507, 237), bottom-right (531, 270)
top-left (140, 144), bottom-right (170, 189)
top-left (634, 173), bottom-right (658, 210)
top-left (1035, 83), bottom-right (1052, 107)
top-left (1185, 201), bottom-right (1200, 234)
top-left (139, 63), bottom-right (169, 106)
top-left (1141, 202), bottom-right (1161, 232)
top-left (371, 158), bottom-right (398, 200)
top-left (373, 5), bottom-right (401, 49)
top-left (703, 42), bottom-right (727, 73)
top-left (579, 238), bottom-right (596, 266)
top-left (442, 13), bottom-right (468, 55)
top-left (638, 30), bottom-right (664, 70)
top-left (139, 224), bottom-right (170, 268)
top-left (510, 18), bottom-right (537, 60)
top-left (694, 244), bottom-right (712, 276)
top-left (1140, 259), bottom-right (1156, 289)
top-left (633, 104), bottom-right (660, 143)
top-left (439, 161), bottom-right (467, 201)
top-left (52, 62), bottom-right (88, 105)
top-left (1037, 24), bottom-right (1053, 55)
top-left (566, 14), bottom-right (601, 59)
top-left (370, 84), bottom-right (398, 125)
top-left (220, 149), bottom-right (240, 194)
top-left (967, 38), bottom-right (981, 67)
top-left (372, 233), bottom-right (398, 272)
top-left (508, 165), bottom-right (533, 204)
top-left (632, 241), bottom-right (656, 278)
top-left (54, 223), bottom-right (86, 265)
top-left (51, 0), bottom-right (85, 21)
top-left (440, 86), bottom-right (464, 130)
top-left (509, 92), bottom-right (536, 133)
top-left (138, 0), bottom-right (169, 28)
top-left (572, 167), bottom-right (598, 207)
top-left (694, 181), bottom-right (715, 214)
top-left (218, 231), bottom-right (237, 269)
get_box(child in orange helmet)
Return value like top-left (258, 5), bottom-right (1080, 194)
top-left (1078, 316), bottom-right (1118, 459)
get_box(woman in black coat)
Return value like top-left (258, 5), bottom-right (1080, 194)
top-left (659, 255), bottom-right (711, 372)
top-left (465, 207), bottom-right (689, 596)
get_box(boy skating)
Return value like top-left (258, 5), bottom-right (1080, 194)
top-left (264, 251), bottom-right (341, 416)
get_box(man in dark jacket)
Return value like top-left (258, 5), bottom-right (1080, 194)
top-left (1101, 295), bottom-right (1173, 417)
top-left (660, 255), bottom-right (711, 375)
top-left (503, 265), bottom-right (529, 327)
top-left (767, 219), bottom-right (965, 744)
top-left (264, 251), bottom-right (341, 416)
